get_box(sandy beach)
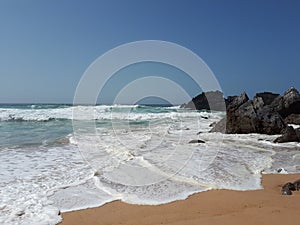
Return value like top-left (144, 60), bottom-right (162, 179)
top-left (60, 173), bottom-right (300, 225)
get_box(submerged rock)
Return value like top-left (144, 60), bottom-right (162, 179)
top-left (209, 121), bottom-right (217, 127)
top-left (277, 168), bottom-right (288, 174)
top-left (188, 139), bottom-right (205, 144)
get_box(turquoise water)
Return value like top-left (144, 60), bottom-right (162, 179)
top-left (0, 104), bottom-right (177, 147)
top-left (0, 120), bottom-right (72, 147)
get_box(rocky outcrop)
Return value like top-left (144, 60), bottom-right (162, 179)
top-left (284, 114), bottom-right (300, 125)
top-left (181, 90), bottom-right (226, 111)
top-left (271, 87), bottom-right (300, 118)
top-left (226, 98), bottom-right (257, 134)
top-left (210, 88), bottom-right (300, 139)
top-left (210, 118), bottom-right (226, 133)
top-left (274, 126), bottom-right (300, 143)
top-left (228, 92), bottom-right (249, 109)
top-left (255, 92), bottom-right (280, 106)
top-left (211, 92), bottom-right (286, 135)
top-left (255, 107), bottom-right (286, 134)
top-left (184, 87), bottom-right (299, 142)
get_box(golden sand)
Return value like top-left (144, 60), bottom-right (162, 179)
top-left (60, 174), bottom-right (300, 225)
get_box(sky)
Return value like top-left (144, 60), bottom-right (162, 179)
top-left (0, 0), bottom-right (299, 104)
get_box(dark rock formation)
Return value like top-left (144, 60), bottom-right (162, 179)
top-left (252, 96), bottom-right (264, 110)
top-left (211, 92), bottom-right (286, 135)
top-left (209, 121), bottom-right (217, 127)
top-left (220, 92), bottom-right (252, 133)
top-left (16, 211), bottom-right (25, 217)
top-left (282, 179), bottom-right (300, 195)
top-left (255, 107), bottom-right (286, 134)
top-left (294, 179), bottom-right (300, 191)
top-left (227, 92), bottom-right (249, 110)
top-left (181, 90), bottom-right (226, 111)
top-left (226, 95), bottom-right (238, 106)
top-left (210, 118), bottom-right (226, 133)
top-left (271, 87), bottom-right (300, 118)
top-left (277, 168), bottom-right (286, 173)
top-left (209, 87), bottom-right (300, 139)
top-left (284, 114), bottom-right (300, 125)
top-left (189, 139), bottom-right (205, 144)
top-left (255, 92), bottom-right (280, 106)
top-left (226, 99), bottom-right (257, 134)
top-left (274, 126), bottom-right (300, 143)
top-left (281, 182), bottom-right (296, 195)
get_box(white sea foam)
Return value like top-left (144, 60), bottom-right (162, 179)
top-left (0, 144), bottom-right (92, 225)
top-left (0, 105), bottom-right (224, 122)
top-left (288, 124), bottom-right (300, 129)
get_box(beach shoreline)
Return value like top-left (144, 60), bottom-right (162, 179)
top-left (60, 173), bottom-right (300, 225)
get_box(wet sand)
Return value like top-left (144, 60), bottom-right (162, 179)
top-left (60, 173), bottom-right (300, 225)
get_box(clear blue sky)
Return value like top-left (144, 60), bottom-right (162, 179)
top-left (0, 0), bottom-right (299, 104)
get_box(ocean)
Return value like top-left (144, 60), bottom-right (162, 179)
top-left (0, 104), bottom-right (299, 225)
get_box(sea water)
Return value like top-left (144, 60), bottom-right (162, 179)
top-left (0, 104), bottom-right (299, 225)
